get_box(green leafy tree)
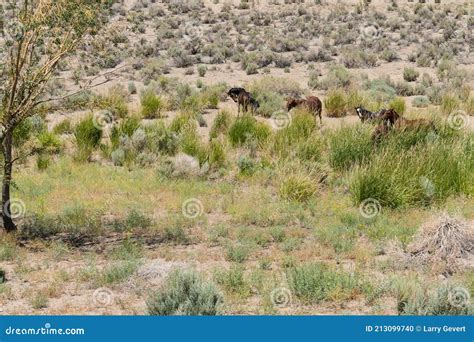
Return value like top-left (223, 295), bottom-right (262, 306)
top-left (0, 0), bottom-right (105, 232)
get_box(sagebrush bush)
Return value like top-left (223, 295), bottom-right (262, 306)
top-left (147, 269), bottom-right (223, 315)
top-left (412, 96), bottom-right (431, 108)
top-left (394, 280), bottom-right (473, 315)
top-left (317, 63), bottom-right (352, 90)
top-left (144, 122), bottom-right (178, 156)
top-left (287, 262), bottom-right (364, 304)
top-left (213, 265), bottom-right (250, 297)
top-left (403, 67), bottom-right (419, 82)
top-left (248, 76), bottom-right (303, 117)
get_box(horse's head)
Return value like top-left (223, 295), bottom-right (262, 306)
top-left (286, 98), bottom-right (298, 112)
top-left (250, 98), bottom-right (260, 110)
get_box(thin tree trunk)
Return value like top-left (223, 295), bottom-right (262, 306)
top-left (2, 130), bottom-right (16, 232)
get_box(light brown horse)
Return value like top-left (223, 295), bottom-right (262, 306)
top-left (372, 109), bottom-right (435, 142)
top-left (286, 96), bottom-right (322, 124)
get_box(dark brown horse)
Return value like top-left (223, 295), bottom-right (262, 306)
top-left (237, 90), bottom-right (259, 116)
top-left (286, 96), bottom-right (322, 124)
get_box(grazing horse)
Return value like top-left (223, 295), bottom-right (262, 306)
top-left (355, 106), bottom-right (386, 123)
top-left (372, 109), bottom-right (435, 142)
top-left (227, 87), bottom-right (247, 103)
top-left (379, 109), bottom-right (434, 129)
top-left (286, 96), bottom-right (322, 124)
top-left (237, 90), bottom-right (259, 116)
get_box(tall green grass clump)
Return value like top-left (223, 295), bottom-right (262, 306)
top-left (350, 136), bottom-right (472, 208)
top-left (278, 163), bottom-right (319, 202)
top-left (228, 115), bottom-right (271, 147)
top-left (147, 269), bottom-right (223, 315)
top-left (324, 88), bottom-right (347, 117)
top-left (140, 89), bottom-right (164, 119)
top-left (389, 97), bottom-right (406, 115)
top-left (327, 125), bottom-right (373, 171)
top-left (273, 109), bottom-right (318, 158)
top-left (210, 110), bottom-right (233, 139)
top-left (287, 262), bottom-right (365, 303)
top-left (74, 115), bottom-right (102, 161)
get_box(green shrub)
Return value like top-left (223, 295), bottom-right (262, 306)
top-left (198, 65), bottom-right (207, 77)
top-left (365, 78), bottom-right (396, 103)
top-left (237, 155), bottom-right (256, 175)
top-left (128, 82), bottom-right (137, 95)
top-left (317, 63), bottom-right (352, 90)
top-left (315, 225), bottom-right (358, 253)
top-left (225, 243), bottom-right (251, 263)
top-left (228, 116), bottom-right (271, 147)
top-left (100, 260), bottom-right (139, 285)
top-left (213, 265), bottom-right (251, 297)
top-left (328, 125), bottom-right (373, 171)
top-left (324, 88), bottom-right (347, 117)
top-left (278, 163), bottom-right (319, 202)
top-left (0, 240), bottom-right (16, 261)
top-left (403, 67), bottom-right (419, 82)
top-left (287, 262), bottom-right (364, 304)
top-left (53, 119), bottom-right (73, 135)
top-left (208, 139), bottom-right (227, 169)
top-left (144, 122), bottom-right (178, 156)
top-left (273, 109), bottom-right (318, 158)
top-left (441, 93), bottom-right (460, 115)
top-left (350, 137), bottom-right (472, 208)
top-left (147, 269), bottom-right (223, 315)
top-left (30, 293), bottom-right (48, 309)
top-left (248, 76), bottom-right (303, 117)
top-left (210, 110), bottom-right (233, 139)
top-left (140, 89), bottom-right (164, 119)
top-left (388, 97), bottom-right (406, 115)
top-left (110, 116), bottom-right (141, 149)
top-left (74, 115), bottom-right (102, 161)
top-left (180, 126), bottom-right (207, 165)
